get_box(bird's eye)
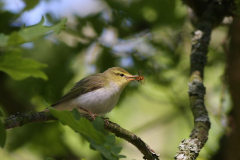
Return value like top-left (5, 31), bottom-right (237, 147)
top-left (120, 73), bottom-right (124, 77)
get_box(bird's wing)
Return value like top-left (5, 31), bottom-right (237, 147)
top-left (51, 74), bottom-right (107, 106)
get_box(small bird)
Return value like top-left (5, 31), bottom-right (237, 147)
top-left (49, 67), bottom-right (139, 119)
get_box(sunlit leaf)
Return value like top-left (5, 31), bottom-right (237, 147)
top-left (0, 17), bottom-right (67, 47)
top-left (0, 49), bottom-right (48, 80)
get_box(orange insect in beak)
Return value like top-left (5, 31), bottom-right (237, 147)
top-left (126, 75), bottom-right (138, 81)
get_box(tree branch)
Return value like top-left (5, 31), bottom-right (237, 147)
top-left (4, 111), bottom-right (159, 160)
top-left (175, 1), bottom-right (230, 159)
top-left (4, 111), bottom-right (57, 129)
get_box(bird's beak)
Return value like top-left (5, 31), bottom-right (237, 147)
top-left (126, 75), bottom-right (138, 81)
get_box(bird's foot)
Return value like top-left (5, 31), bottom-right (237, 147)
top-left (78, 107), bottom-right (97, 120)
top-left (88, 112), bottom-right (97, 120)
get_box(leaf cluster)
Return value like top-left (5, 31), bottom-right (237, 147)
top-left (50, 108), bottom-right (125, 160)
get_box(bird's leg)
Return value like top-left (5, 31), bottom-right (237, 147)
top-left (78, 106), bottom-right (97, 120)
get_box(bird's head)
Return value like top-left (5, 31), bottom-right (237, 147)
top-left (103, 67), bottom-right (138, 89)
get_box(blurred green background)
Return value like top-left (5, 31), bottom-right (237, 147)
top-left (0, 0), bottom-right (231, 160)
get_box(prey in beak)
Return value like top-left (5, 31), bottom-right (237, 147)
top-left (126, 75), bottom-right (138, 81)
top-left (126, 74), bottom-right (145, 84)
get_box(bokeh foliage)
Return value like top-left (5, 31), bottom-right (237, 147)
top-left (0, 0), bottom-right (231, 160)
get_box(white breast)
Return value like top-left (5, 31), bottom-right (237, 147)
top-left (55, 81), bottom-right (122, 116)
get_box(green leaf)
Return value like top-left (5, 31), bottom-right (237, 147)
top-left (0, 119), bottom-right (6, 148)
top-left (42, 100), bottom-right (51, 108)
top-left (90, 137), bottom-right (126, 160)
top-left (92, 116), bottom-right (105, 133)
top-left (50, 108), bottom-right (105, 144)
top-left (71, 108), bottom-right (81, 121)
top-left (49, 108), bottom-right (125, 159)
top-left (0, 17), bottom-right (67, 47)
top-left (106, 135), bottom-right (116, 145)
top-left (0, 49), bottom-right (48, 80)
top-left (8, 32), bottom-right (26, 46)
top-left (105, 135), bottom-right (126, 158)
top-left (90, 140), bottom-right (118, 160)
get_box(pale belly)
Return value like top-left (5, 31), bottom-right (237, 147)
top-left (53, 83), bottom-right (122, 115)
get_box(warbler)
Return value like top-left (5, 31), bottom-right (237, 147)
top-left (48, 67), bottom-right (139, 119)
